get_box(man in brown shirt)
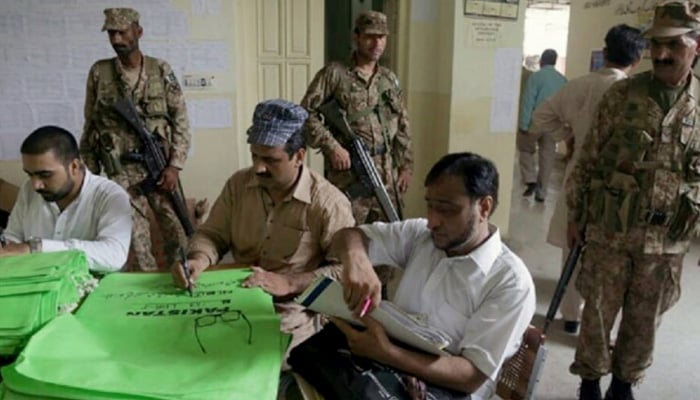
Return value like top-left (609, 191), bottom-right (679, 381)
top-left (172, 99), bottom-right (355, 357)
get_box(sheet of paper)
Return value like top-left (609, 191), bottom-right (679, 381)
top-left (189, 99), bottom-right (233, 129)
top-left (188, 41), bottom-right (229, 71)
top-left (31, 103), bottom-right (77, 131)
top-left (490, 48), bottom-right (522, 133)
top-left (192, 0), bottom-right (223, 15)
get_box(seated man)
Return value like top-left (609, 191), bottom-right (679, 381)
top-left (314, 152), bottom-right (535, 399)
top-left (0, 125), bottom-right (132, 272)
top-left (172, 99), bottom-right (355, 358)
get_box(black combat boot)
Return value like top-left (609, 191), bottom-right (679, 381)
top-left (604, 375), bottom-right (635, 400)
top-left (579, 378), bottom-right (602, 400)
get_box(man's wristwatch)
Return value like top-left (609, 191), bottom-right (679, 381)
top-left (27, 236), bottom-right (42, 254)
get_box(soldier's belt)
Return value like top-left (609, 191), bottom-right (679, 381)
top-left (121, 151), bottom-right (145, 163)
top-left (642, 208), bottom-right (671, 226)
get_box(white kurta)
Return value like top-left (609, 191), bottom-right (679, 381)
top-left (530, 67), bottom-right (629, 248)
top-left (360, 219), bottom-right (536, 399)
top-left (5, 170), bottom-right (132, 272)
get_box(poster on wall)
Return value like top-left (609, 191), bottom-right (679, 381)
top-left (464, 0), bottom-right (519, 20)
top-left (589, 50), bottom-right (604, 72)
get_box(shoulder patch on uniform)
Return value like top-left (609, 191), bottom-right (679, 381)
top-left (165, 71), bottom-right (178, 85)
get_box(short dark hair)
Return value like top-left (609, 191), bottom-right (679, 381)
top-left (540, 49), bottom-right (558, 66)
top-left (424, 152), bottom-right (500, 215)
top-left (20, 125), bottom-right (80, 164)
top-left (284, 129), bottom-right (306, 157)
top-left (604, 24), bottom-right (646, 67)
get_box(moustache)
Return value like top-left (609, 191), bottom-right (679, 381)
top-left (653, 59), bottom-right (674, 66)
top-left (255, 172), bottom-right (272, 178)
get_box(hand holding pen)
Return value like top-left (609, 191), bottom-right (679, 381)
top-left (178, 248), bottom-right (194, 297)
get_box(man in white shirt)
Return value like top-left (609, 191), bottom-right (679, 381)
top-left (328, 152), bottom-right (536, 399)
top-left (529, 24), bottom-right (645, 334)
top-left (0, 125), bottom-right (132, 272)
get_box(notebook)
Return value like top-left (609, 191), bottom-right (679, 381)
top-left (296, 276), bottom-right (452, 356)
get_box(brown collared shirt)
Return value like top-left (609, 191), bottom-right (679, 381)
top-left (188, 166), bottom-right (355, 348)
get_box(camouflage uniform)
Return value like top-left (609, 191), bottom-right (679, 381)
top-left (565, 71), bottom-right (700, 383)
top-left (80, 8), bottom-right (191, 272)
top-left (300, 11), bottom-right (413, 224)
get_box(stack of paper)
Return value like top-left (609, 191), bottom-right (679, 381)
top-left (0, 251), bottom-right (96, 356)
top-left (1, 269), bottom-right (289, 400)
top-left (296, 276), bottom-right (452, 356)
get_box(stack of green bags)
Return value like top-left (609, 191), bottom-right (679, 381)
top-left (1, 269), bottom-right (289, 400)
top-left (0, 251), bottom-right (96, 356)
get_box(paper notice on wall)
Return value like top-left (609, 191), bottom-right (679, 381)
top-left (189, 99), bottom-right (233, 129)
top-left (188, 41), bottom-right (229, 71)
top-left (468, 21), bottom-right (503, 47)
top-left (490, 48), bottom-right (522, 133)
top-left (192, 0), bottom-right (223, 15)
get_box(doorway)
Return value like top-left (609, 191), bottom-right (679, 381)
top-left (324, 0), bottom-right (399, 71)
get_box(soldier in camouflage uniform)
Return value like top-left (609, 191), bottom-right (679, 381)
top-left (80, 8), bottom-right (191, 272)
top-left (300, 10), bottom-right (413, 225)
top-left (565, 3), bottom-right (700, 399)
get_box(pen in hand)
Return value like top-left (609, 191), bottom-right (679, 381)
top-left (359, 297), bottom-right (373, 318)
top-left (179, 248), bottom-right (194, 297)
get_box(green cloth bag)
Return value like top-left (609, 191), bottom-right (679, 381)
top-left (3, 269), bottom-right (288, 400)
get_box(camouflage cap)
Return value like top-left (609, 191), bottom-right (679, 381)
top-left (644, 1), bottom-right (700, 38)
top-left (246, 99), bottom-right (308, 147)
top-left (101, 8), bottom-right (140, 32)
top-left (355, 10), bottom-right (389, 35)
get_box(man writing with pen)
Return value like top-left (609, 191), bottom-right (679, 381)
top-left (171, 100), bottom-right (355, 368)
top-left (292, 152), bottom-right (536, 400)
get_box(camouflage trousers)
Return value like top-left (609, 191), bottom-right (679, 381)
top-left (128, 189), bottom-right (187, 272)
top-left (569, 242), bottom-right (683, 383)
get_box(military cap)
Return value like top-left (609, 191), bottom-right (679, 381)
top-left (355, 10), bottom-right (389, 35)
top-left (102, 8), bottom-right (140, 32)
top-left (246, 99), bottom-right (308, 147)
top-left (644, 1), bottom-right (700, 38)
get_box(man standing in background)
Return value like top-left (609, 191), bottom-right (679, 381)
top-left (530, 25), bottom-right (645, 335)
top-left (301, 10), bottom-right (413, 225)
top-left (80, 8), bottom-right (191, 272)
top-left (517, 48), bottom-right (567, 202)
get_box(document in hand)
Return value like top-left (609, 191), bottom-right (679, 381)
top-left (296, 276), bottom-right (452, 356)
top-left (1, 269), bottom-right (289, 400)
top-left (0, 250), bottom-right (96, 356)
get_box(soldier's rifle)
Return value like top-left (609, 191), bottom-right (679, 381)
top-left (543, 241), bottom-right (583, 334)
top-left (112, 98), bottom-right (195, 236)
top-left (318, 99), bottom-right (401, 222)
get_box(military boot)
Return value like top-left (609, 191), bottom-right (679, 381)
top-left (604, 375), bottom-right (635, 400)
top-left (579, 378), bottom-right (602, 400)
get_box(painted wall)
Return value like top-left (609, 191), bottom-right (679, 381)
top-left (0, 0), bottom-right (241, 213)
top-left (448, 1), bottom-right (527, 234)
top-left (565, 0), bottom-right (661, 79)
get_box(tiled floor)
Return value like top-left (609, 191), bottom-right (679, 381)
top-left (504, 158), bottom-right (700, 399)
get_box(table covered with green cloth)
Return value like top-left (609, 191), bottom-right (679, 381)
top-left (1, 269), bottom-right (289, 400)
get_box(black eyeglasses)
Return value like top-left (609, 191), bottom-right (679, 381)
top-left (194, 310), bottom-right (252, 354)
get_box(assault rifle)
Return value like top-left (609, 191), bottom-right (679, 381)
top-left (113, 98), bottom-right (195, 236)
top-left (318, 99), bottom-right (401, 222)
top-left (543, 242), bottom-right (583, 333)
